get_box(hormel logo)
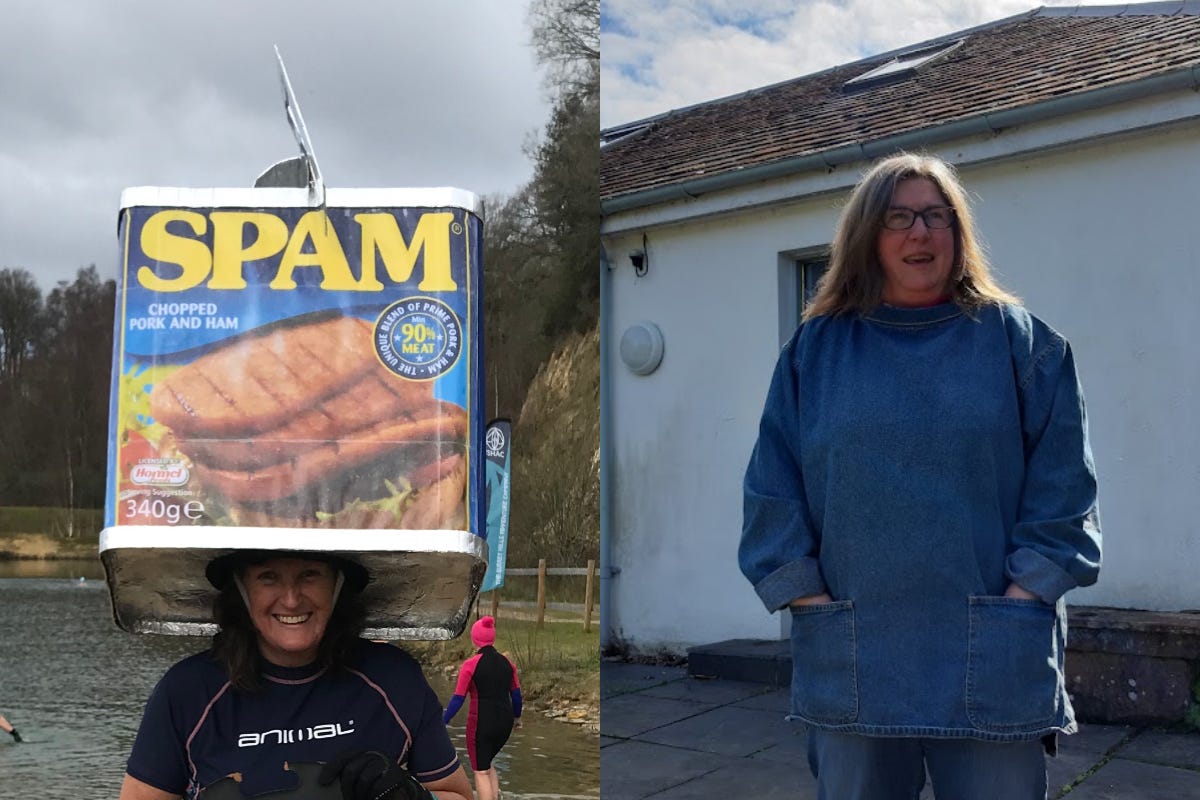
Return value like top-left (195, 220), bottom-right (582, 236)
top-left (129, 461), bottom-right (190, 486)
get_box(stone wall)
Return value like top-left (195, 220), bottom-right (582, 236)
top-left (1067, 606), bottom-right (1200, 726)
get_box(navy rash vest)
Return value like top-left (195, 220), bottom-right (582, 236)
top-left (126, 639), bottom-right (459, 798)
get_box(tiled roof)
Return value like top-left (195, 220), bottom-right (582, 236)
top-left (600, 4), bottom-right (1200, 205)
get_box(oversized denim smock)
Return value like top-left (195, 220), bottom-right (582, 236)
top-left (740, 301), bottom-right (1101, 741)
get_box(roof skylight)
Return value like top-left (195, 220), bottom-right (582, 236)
top-left (601, 121), bottom-right (653, 147)
top-left (844, 39), bottom-right (964, 91)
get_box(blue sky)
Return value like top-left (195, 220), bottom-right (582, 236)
top-left (601, 0), bottom-right (1085, 129)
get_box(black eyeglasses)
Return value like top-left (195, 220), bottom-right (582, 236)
top-left (882, 206), bottom-right (956, 230)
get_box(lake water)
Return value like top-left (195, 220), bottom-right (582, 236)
top-left (0, 561), bottom-right (598, 799)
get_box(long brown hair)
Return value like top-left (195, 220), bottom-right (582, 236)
top-left (804, 152), bottom-right (1019, 320)
top-left (211, 562), bottom-right (367, 691)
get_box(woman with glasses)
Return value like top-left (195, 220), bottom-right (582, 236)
top-left (739, 153), bottom-right (1101, 800)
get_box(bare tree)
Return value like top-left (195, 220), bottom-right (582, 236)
top-left (37, 266), bottom-right (116, 513)
top-left (0, 268), bottom-right (44, 381)
top-left (528, 0), bottom-right (599, 93)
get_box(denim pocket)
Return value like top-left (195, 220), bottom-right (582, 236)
top-left (966, 596), bottom-right (1061, 731)
top-left (788, 600), bottom-right (858, 725)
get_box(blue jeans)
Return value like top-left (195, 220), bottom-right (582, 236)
top-left (807, 729), bottom-right (1047, 800)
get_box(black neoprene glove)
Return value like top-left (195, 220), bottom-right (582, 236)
top-left (317, 750), bottom-right (434, 800)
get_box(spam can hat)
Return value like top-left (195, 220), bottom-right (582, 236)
top-left (205, 550), bottom-right (370, 596)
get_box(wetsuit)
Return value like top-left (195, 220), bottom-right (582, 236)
top-left (443, 645), bottom-right (522, 771)
top-left (126, 639), bottom-right (459, 799)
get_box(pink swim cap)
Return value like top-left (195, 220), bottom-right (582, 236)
top-left (471, 615), bottom-right (496, 647)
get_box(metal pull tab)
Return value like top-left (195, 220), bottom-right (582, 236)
top-left (254, 46), bottom-right (326, 215)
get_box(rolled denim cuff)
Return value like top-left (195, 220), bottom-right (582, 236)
top-left (754, 557), bottom-right (826, 611)
top-left (1006, 547), bottom-right (1077, 604)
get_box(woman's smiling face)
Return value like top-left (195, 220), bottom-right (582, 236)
top-left (876, 177), bottom-right (956, 307)
top-left (240, 557), bottom-right (338, 667)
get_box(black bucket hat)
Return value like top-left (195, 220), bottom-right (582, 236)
top-left (205, 550), bottom-right (370, 596)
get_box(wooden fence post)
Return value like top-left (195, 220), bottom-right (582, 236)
top-left (583, 559), bottom-right (596, 632)
top-left (536, 558), bottom-right (547, 629)
top-left (490, 587), bottom-right (500, 620)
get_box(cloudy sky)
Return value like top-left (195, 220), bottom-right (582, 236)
top-left (1, 1), bottom-right (550, 289)
top-left (601, 0), bottom-right (1083, 129)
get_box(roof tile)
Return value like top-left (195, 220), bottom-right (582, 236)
top-left (601, 10), bottom-right (1200, 202)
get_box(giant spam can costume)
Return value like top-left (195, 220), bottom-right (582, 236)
top-left (100, 187), bottom-right (487, 639)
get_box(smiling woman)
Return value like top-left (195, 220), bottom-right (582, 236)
top-left (204, 552), bottom-right (370, 680)
top-left (117, 551), bottom-right (474, 800)
top-left (238, 560), bottom-right (337, 666)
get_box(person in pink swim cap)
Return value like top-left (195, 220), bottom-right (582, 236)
top-left (443, 616), bottom-right (523, 800)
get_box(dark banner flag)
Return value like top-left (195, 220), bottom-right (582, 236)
top-left (481, 418), bottom-right (512, 592)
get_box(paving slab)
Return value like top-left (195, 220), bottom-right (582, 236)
top-left (1064, 724), bottom-right (1134, 755)
top-left (601, 693), bottom-right (714, 739)
top-left (600, 740), bottom-right (739, 799)
top-left (749, 723), bottom-right (811, 764)
top-left (1048, 749), bottom-right (1103, 798)
top-left (640, 675), bottom-right (772, 705)
top-left (601, 661), bottom-right (687, 699)
top-left (1063, 757), bottom-right (1200, 799)
top-left (601, 659), bottom-right (1200, 799)
top-left (1114, 729), bottom-right (1200, 770)
top-left (651, 757), bottom-right (818, 800)
top-left (731, 686), bottom-right (791, 712)
top-left (637, 705), bottom-right (799, 758)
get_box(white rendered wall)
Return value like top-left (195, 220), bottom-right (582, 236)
top-left (961, 126), bottom-right (1200, 613)
top-left (605, 197), bottom-right (844, 651)
top-left (603, 121), bottom-right (1200, 654)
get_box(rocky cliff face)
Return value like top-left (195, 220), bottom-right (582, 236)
top-left (508, 325), bottom-right (599, 567)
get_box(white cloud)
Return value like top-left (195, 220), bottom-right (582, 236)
top-left (601, 0), bottom-right (1082, 128)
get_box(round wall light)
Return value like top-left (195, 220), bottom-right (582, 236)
top-left (619, 321), bottom-right (665, 375)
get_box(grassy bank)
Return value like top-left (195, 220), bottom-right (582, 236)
top-left (0, 506), bottom-right (102, 534)
top-left (0, 507), bottom-right (102, 559)
top-left (407, 616), bottom-right (600, 731)
top-left (0, 531), bottom-right (100, 559)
